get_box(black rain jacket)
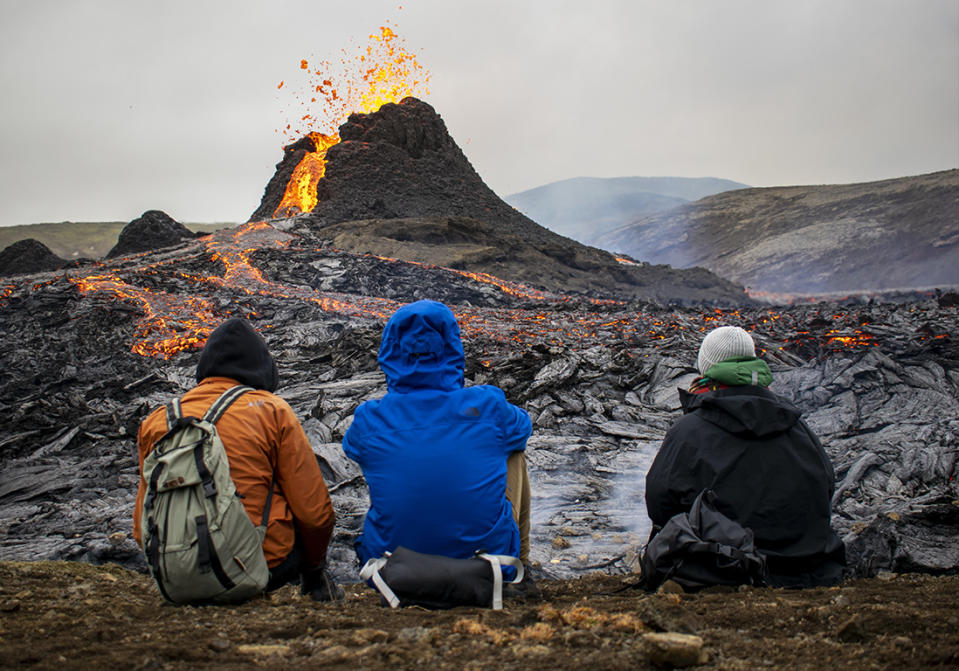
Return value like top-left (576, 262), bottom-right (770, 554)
top-left (645, 385), bottom-right (845, 587)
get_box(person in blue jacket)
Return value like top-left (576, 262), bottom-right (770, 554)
top-left (343, 300), bottom-right (534, 591)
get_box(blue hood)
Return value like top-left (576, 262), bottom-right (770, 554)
top-left (378, 301), bottom-right (465, 393)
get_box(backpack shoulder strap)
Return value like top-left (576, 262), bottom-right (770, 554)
top-left (260, 474), bottom-right (276, 529)
top-left (203, 385), bottom-right (255, 424)
top-left (202, 385), bottom-right (276, 521)
top-left (165, 399), bottom-right (182, 429)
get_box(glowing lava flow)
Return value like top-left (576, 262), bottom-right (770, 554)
top-left (70, 273), bottom-right (220, 358)
top-left (273, 25), bottom-right (431, 217)
top-left (824, 329), bottom-right (877, 348)
top-left (369, 254), bottom-right (555, 302)
top-left (60, 228), bottom-right (904, 361)
top-left (62, 220), bottom-right (635, 359)
top-left (203, 222), bottom-right (397, 320)
top-left (43, 235), bottom-right (922, 361)
top-left (273, 133), bottom-right (339, 218)
top-left (365, 254), bottom-right (619, 308)
top-left (64, 222), bottom-right (398, 358)
top-left (205, 221), bottom-right (288, 291)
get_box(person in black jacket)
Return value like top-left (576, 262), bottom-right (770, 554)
top-left (645, 326), bottom-right (845, 587)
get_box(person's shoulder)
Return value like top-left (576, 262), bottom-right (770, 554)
top-left (228, 389), bottom-right (303, 426)
top-left (142, 403), bottom-right (167, 423)
top-left (138, 400), bottom-right (180, 451)
top-left (351, 395), bottom-right (383, 415)
top-left (664, 409), bottom-right (706, 438)
top-left (237, 388), bottom-right (288, 410)
top-left (458, 385), bottom-right (526, 423)
top-left (461, 383), bottom-right (507, 398)
top-left (458, 384), bottom-right (510, 407)
top-left (343, 395), bottom-right (382, 432)
top-left (139, 403), bottom-right (168, 435)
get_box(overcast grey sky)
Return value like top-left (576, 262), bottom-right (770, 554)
top-left (1, 0), bottom-right (956, 227)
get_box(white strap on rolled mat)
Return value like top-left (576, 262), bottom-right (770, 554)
top-left (359, 556), bottom-right (400, 608)
top-left (477, 554), bottom-right (524, 610)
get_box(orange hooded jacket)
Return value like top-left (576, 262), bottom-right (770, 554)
top-left (132, 320), bottom-right (334, 570)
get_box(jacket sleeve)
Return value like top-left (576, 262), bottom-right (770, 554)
top-left (132, 408), bottom-right (164, 548)
top-left (273, 400), bottom-right (335, 568)
top-left (341, 405), bottom-right (366, 466)
top-left (800, 418), bottom-right (837, 497)
top-left (644, 421), bottom-right (701, 528)
top-left (496, 389), bottom-right (532, 454)
top-left (132, 422), bottom-right (149, 547)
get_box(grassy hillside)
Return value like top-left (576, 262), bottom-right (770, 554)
top-left (0, 222), bottom-right (232, 260)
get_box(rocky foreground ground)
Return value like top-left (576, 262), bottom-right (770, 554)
top-left (1, 561), bottom-right (957, 670)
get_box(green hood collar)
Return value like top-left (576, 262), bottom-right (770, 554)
top-left (703, 356), bottom-right (773, 387)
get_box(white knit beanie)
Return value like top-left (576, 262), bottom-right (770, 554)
top-left (696, 326), bottom-right (756, 376)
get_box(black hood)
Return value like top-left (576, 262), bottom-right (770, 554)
top-left (680, 385), bottom-right (801, 438)
top-left (195, 318), bottom-right (278, 392)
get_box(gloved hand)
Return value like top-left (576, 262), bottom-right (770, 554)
top-left (300, 564), bottom-right (345, 603)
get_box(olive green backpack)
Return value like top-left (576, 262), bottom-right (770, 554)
top-left (140, 385), bottom-right (274, 604)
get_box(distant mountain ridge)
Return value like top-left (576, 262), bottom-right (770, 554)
top-left (595, 170), bottom-right (959, 295)
top-left (505, 176), bottom-right (749, 244)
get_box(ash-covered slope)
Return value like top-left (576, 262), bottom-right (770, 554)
top-left (252, 98), bottom-right (747, 306)
top-left (596, 170), bottom-right (959, 296)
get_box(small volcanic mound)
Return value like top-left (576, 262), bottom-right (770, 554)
top-left (939, 290), bottom-right (959, 308)
top-left (0, 238), bottom-right (65, 277)
top-left (106, 210), bottom-right (199, 259)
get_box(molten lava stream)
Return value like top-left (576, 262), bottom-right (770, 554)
top-left (273, 133), bottom-right (339, 218)
top-left (824, 328), bottom-right (876, 348)
top-left (204, 223), bottom-right (398, 320)
top-left (368, 253), bottom-right (557, 303)
top-left (204, 222), bottom-right (281, 293)
top-left (454, 306), bottom-right (652, 349)
top-left (70, 274), bottom-right (219, 359)
top-left (66, 221), bottom-right (892, 360)
top-left (65, 222), bottom-right (395, 359)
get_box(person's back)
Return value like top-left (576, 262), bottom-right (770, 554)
top-left (645, 326), bottom-right (845, 587)
top-left (133, 318), bottom-right (340, 601)
top-left (343, 301), bottom-right (531, 566)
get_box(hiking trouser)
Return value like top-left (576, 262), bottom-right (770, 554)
top-left (266, 533), bottom-right (307, 592)
top-left (505, 451), bottom-right (531, 565)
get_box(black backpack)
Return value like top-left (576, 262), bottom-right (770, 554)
top-left (359, 546), bottom-right (524, 610)
top-left (639, 489), bottom-right (769, 592)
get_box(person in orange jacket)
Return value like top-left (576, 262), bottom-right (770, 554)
top-left (133, 318), bottom-right (341, 601)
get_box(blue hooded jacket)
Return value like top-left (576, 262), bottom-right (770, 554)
top-left (343, 300), bottom-right (532, 566)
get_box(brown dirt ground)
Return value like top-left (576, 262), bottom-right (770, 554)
top-left (0, 561), bottom-right (957, 670)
